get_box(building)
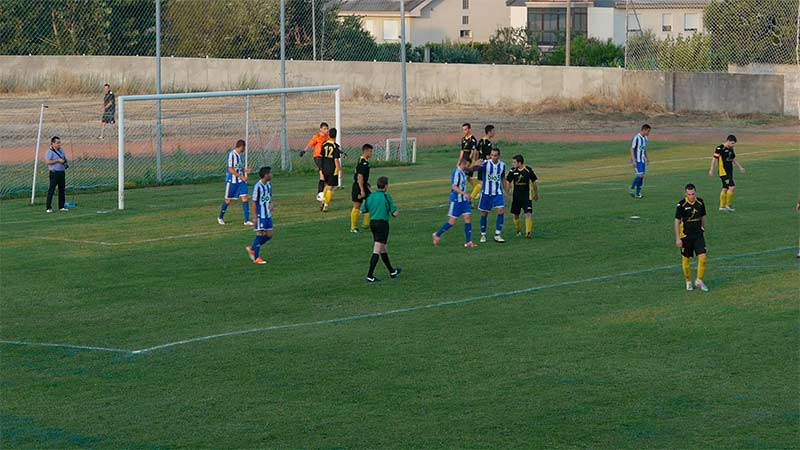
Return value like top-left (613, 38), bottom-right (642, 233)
top-left (613, 0), bottom-right (712, 45)
top-left (337, 0), bottom-right (512, 46)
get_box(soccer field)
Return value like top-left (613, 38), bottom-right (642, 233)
top-left (1, 136), bottom-right (798, 448)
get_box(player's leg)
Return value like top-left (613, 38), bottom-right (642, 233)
top-left (219, 184), bottom-right (233, 224)
top-left (511, 200), bottom-right (521, 235)
top-left (323, 185), bottom-right (334, 212)
top-left (694, 236), bottom-right (708, 291)
top-left (361, 189), bottom-right (371, 227)
top-left (463, 210), bottom-right (474, 247)
top-left (479, 211), bottom-right (489, 242)
top-left (434, 203), bottom-right (459, 246)
top-left (56, 171), bottom-right (66, 210)
top-left (636, 173), bottom-right (645, 197)
top-left (351, 201), bottom-right (362, 232)
top-left (725, 184), bottom-right (736, 211)
top-left (471, 181), bottom-right (482, 201)
top-left (719, 186), bottom-right (728, 211)
top-left (240, 191), bottom-right (252, 225)
top-left (524, 211), bottom-right (533, 238)
top-left (494, 205), bottom-right (505, 242)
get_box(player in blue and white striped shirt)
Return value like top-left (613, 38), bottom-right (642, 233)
top-left (629, 124), bottom-right (651, 199)
top-left (246, 167), bottom-right (273, 265)
top-left (475, 148), bottom-right (507, 243)
top-left (433, 158), bottom-right (476, 248)
top-left (218, 140), bottom-right (253, 225)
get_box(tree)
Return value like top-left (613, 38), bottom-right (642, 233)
top-left (483, 27), bottom-right (540, 65)
top-left (543, 36), bottom-right (623, 67)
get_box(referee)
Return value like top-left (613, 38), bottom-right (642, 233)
top-left (44, 136), bottom-right (68, 213)
top-left (360, 176), bottom-right (401, 283)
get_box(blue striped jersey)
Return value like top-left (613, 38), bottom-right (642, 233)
top-left (481, 160), bottom-right (506, 195)
top-left (631, 134), bottom-right (648, 163)
top-left (226, 149), bottom-right (245, 184)
top-left (449, 167), bottom-right (468, 203)
top-left (252, 180), bottom-right (272, 219)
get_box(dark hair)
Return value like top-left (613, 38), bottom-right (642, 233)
top-left (51, 136), bottom-right (60, 144)
top-left (320, 122), bottom-right (329, 129)
top-left (259, 166), bottom-right (271, 178)
top-left (641, 124), bottom-right (651, 131)
top-left (485, 124), bottom-right (495, 134)
top-left (491, 147), bottom-right (500, 155)
top-left (377, 176), bottom-right (389, 189)
top-left (512, 154), bottom-right (524, 164)
top-left (685, 183), bottom-right (696, 191)
top-left (462, 123), bottom-right (471, 129)
top-left (726, 134), bottom-right (737, 143)
top-left (362, 143), bottom-right (373, 152)
top-left (235, 139), bottom-right (246, 149)
top-left (329, 128), bottom-right (337, 139)
top-left (104, 83), bottom-right (110, 88)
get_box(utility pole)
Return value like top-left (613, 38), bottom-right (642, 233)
top-left (566, 0), bottom-right (572, 66)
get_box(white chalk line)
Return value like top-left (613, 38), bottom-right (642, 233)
top-left (574, 148), bottom-right (797, 172)
top-left (1, 246), bottom-right (792, 356)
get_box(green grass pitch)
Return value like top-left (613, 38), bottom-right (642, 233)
top-left (1, 138), bottom-right (798, 448)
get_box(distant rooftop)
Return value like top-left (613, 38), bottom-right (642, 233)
top-left (339, 0), bottom-right (430, 12)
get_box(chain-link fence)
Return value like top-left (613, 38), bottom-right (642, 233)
top-left (625, 0), bottom-right (800, 72)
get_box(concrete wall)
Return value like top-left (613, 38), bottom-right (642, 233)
top-left (0, 55), bottom-right (791, 116)
top-left (728, 64), bottom-right (800, 117)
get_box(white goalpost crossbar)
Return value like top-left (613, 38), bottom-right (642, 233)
top-left (116, 85), bottom-right (341, 210)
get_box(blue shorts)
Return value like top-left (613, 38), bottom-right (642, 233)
top-left (447, 201), bottom-right (471, 218)
top-left (225, 182), bottom-right (248, 199)
top-left (256, 216), bottom-right (273, 232)
top-left (478, 193), bottom-right (505, 212)
top-left (634, 161), bottom-right (646, 175)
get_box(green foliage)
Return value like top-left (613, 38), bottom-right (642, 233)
top-left (483, 27), bottom-right (540, 65)
top-left (627, 31), bottom-right (712, 72)
top-left (543, 36), bottom-right (624, 67)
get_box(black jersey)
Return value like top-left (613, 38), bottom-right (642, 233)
top-left (353, 156), bottom-right (370, 184)
top-left (506, 165), bottom-right (538, 200)
top-left (460, 134), bottom-right (477, 162)
top-left (713, 144), bottom-right (736, 177)
top-left (477, 137), bottom-right (493, 161)
top-left (675, 197), bottom-right (706, 238)
top-left (320, 139), bottom-right (341, 173)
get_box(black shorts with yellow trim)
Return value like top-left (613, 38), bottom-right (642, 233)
top-left (352, 183), bottom-right (371, 203)
top-left (680, 234), bottom-right (706, 258)
top-left (510, 196), bottom-right (533, 215)
top-left (370, 219), bottom-right (390, 244)
top-left (322, 169), bottom-right (337, 187)
top-left (313, 157), bottom-right (323, 171)
top-left (719, 174), bottom-right (735, 188)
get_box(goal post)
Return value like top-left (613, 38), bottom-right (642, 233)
top-left (116, 85), bottom-right (341, 210)
top-left (385, 137), bottom-right (417, 164)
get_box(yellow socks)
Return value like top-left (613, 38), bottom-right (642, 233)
top-left (697, 257), bottom-right (706, 281)
top-left (362, 212), bottom-right (370, 227)
top-left (350, 208), bottom-right (359, 230)
top-left (525, 218), bottom-right (533, 235)
top-left (719, 191), bottom-right (726, 209)
top-left (513, 218), bottom-right (521, 233)
top-left (682, 257), bottom-right (691, 282)
top-left (471, 183), bottom-right (482, 201)
top-left (726, 192), bottom-right (734, 208)
top-left (324, 189), bottom-right (333, 205)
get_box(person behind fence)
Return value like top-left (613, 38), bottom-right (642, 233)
top-left (99, 83), bottom-right (115, 139)
top-left (361, 176), bottom-right (401, 283)
top-left (45, 136), bottom-right (68, 213)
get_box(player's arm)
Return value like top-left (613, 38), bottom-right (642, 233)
top-left (300, 136), bottom-right (316, 157)
top-left (674, 218), bottom-right (683, 248)
top-left (388, 194), bottom-right (398, 217)
top-left (357, 173), bottom-right (366, 199)
top-left (733, 157), bottom-right (745, 173)
top-left (707, 155), bottom-right (718, 176)
top-left (532, 180), bottom-right (539, 201)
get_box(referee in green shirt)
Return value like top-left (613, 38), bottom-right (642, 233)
top-left (361, 176), bottom-right (401, 283)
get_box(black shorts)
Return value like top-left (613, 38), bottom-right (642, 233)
top-left (313, 157), bottom-right (323, 171)
top-left (352, 183), bottom-right (371, 203)
top-left (322, 170), bottom-right (337, 187)
top-left (720, 174), bottom-right (735, 188)
top-left (511, 197), bottom-right (533, 215)
top-left (102, 112), bottom-right (115, 124)
top-left (370, 220), bottom-right (390, 244)
top-left (681, 234), bottom-right (706, 258)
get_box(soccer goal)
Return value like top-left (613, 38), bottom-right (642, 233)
top-left (116, 85), bottom-right (341, 210)
top-left (385, 137), bottom-right (417, 164)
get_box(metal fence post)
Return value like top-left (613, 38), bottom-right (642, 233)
top-left (155, 0), bottom-right (163, 182)
top-left (280, 0), bottom-right (289, 171)
top-left (400, 0), bottom-right (408, 161)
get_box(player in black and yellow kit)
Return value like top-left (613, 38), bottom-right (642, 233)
top-left (471, 124), bottom-right (496, 200)
top-left (320, 128), bottom-right (342, 212)
top-left (351, 144), bottom-right (373, 232)
top-left (506, 154), bottom-right (539, 238)
top-left (458, 123), bottom-right (478, 199)
top-left (708, 135), bottom-right (745, 212)
top-left (674, 184), bottom-right (709, 292)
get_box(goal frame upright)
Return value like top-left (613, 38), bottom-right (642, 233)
top-left (116, 85), bottom-right (341, 210)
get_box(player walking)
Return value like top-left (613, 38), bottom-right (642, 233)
top-left (351, 144), bottom-right (373, 233)
top-left (674, 183), bottom-right (709, 292)
top-left (320, 128), bottom-right (342, 212)
top-left (471, 124), bottom-right (496, 200)
top-left (300, 122), bottom-right (329, 201)
top-left (246, 167), bottom-right (274, 265)
top-left (361, 176), bottom-right (401, 282)
top-left (218, 140), bottom-right (252, 225)
top-left (476, 148), bottom-right (507, 243)
top-left (506, 154), bottom-right (539, 238)
top-left (708, 135), bottom-right (745, 212)
top-left (458, 123), bottom-right (478, 201)
top-left (433, 158), bottom-right (476, 248)
top-left (629, 124), bottom-right (650, 199)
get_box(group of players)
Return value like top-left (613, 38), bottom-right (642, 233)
top-left (216, 119), bottom-right (758, 290)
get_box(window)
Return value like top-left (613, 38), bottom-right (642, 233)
top-left (363, 19), bottom-right (375, 37)
top-left (662, 14), bottom-right (672, 32)
top-left (460, 29), bottom-right (472, 39)
top-left (684, 13), bottom-right (698, 31)
top-left (462, 0), bottom-right (469, 9)
top-left (528, 7), bottom-right (588, 46)
top-left (383, 19), bottom-right (399, 41)
top-left (462, 15), bottom-right (469, 25)
top-left (627, 14), bottom-right (641, 32)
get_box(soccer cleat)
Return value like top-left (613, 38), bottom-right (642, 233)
top-left (46, 209), bottom-right (53, 213)
top-left (390, 267), bottom-right (402, 279)
top-left (479, 234), bottom-right (487, 243)
top-left (494, 235), bottom-right (505, 243)
top-left (686, 281), bottom-right (694, 291)
top-left (217, 217), bottom-right (226, 225)
top-left (366, 276), bottom-right (381, 283)
top-left (322, 205), bottom-right (329, 213)
top-left (464, 241), bottom-right (476, 248)
top-left (244, 220), bottom-right (254, 226)
top-left (254, 257), bottom-right (267, 265)
top-left (350, 229), bottom-right (360, 234)
top-left (724, 206), bottom-right (736, 212)
top-left (695, 279), bottom-right (709, 292)
top-left (629, 187), bottom-right (635, 197)
top-left (635, 194), bottom-right (643, 199)
top-left (432, 233), bottom-right (440, 247)
top-left (59, 208), bottom-right (68, 212)
top-left (246, 246), bottom-right (255, 262)
top-left (718, 208), bottom-right (727, 212)
top-left (515, 232), bottom-right (522, 237)
top-left (525, 232), bottom-right (532, 239)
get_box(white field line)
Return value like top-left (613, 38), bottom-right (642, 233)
top-left (4, 246), bottom-right (789, 356)
top-left (574, 148), bottom-right (797, 172)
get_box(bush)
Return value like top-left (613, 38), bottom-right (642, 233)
top-left (482, 27), bottom-right (540, 65)
top-left (542, 36), bottom-right (624, 67)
